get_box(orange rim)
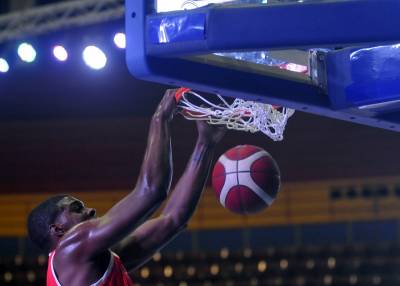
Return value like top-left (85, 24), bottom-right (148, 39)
top-left (175, 87), bottom-right (191, 102)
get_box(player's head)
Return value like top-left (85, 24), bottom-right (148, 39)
top-left (27, 195), bottom-right (96, 252)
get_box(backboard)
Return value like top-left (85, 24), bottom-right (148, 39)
top-left (126, 0), bottom-right (400, 132)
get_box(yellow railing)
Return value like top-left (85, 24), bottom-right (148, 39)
top-left (1, 176), bottom-right (400, 236)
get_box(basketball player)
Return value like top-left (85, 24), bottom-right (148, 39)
top-left (27, 89), bottom-right (226, 286)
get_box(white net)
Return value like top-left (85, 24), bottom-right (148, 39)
top-left (177, 90), bottom-right (295, 141)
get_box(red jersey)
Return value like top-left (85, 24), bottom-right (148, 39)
top-left (47, 250), bottom-right (134, 286)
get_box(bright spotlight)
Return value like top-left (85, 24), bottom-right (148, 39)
top-left (82, 46), bottom-right (107, 70)
top-left (53, 45), bottom-right (68, 61)
top-left (113, 32), bottom-right (126, 49)
top-left (17, 43), bottom-right (36, 63)
top-left (0, 58), bottom-right (9, 73)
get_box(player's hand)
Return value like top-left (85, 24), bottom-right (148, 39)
top-left (154, 89), bottom-right (179, 121)
top-left (196, 121), bottom-right (226, 146)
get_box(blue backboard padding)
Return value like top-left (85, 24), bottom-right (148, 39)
top-left (126, 0), bottom-right (400, 132)
top-left (146, 0), bottom-right (400, 57)
top-left (327, 45), bottom-right (400, 109)
top-left (347, 81), bottom-right (400, 106)
top-left (148, 13), bottom-right (206, 44)
top-left (208, 1), bottom-right (400, 51)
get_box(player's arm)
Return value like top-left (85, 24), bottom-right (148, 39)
top-left (113, 121), bottom-right (226, 270)
top-left (57, 90), bottom-right (177, 259)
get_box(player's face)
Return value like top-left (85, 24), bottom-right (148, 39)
top-left (56, 196), bottom-right (97, 230)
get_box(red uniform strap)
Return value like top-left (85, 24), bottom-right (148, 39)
top-left (46, 251), bottom-right (134, 286)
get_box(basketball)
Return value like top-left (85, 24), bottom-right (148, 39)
top-left (211, 145), bottom-right (281, 215)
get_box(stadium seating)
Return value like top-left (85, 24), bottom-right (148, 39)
top-left (1, 243), bottom-right (400, 286)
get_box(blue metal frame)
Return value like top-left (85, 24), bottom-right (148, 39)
top-left (146, 0), bottom-right (400, 55)
top-left (126, 0), bottom-right (400, 132)
top-left (327, 45), bottom-right (400, 110)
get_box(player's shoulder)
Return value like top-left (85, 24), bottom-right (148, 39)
top-left (55, 220), bottom-right (100, 262)
top-left (55, 242), bottom-right (111, 268)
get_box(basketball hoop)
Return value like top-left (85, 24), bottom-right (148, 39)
top-left (174, 88), bottom-right (294, 141)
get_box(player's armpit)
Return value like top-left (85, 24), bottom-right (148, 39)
top-left (112, 214), bottom-right (186, 271)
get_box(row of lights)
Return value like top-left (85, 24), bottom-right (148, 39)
top-left (0, 32), bottom-right (126, 73)
top-left (152, 248), bottom-right (253, 262)
top-left (0, 271), bottom-right (386, 286)
top-left (133, 275), bottom-right (384, 286)
top-left (139, 257), bottom-right (338, 280)
top-left (139, 260), bottom-right (268, 280)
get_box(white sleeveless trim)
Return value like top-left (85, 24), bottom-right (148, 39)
top-left (49, 252), bottom-right (62, 286)
top-left (50, 251), bottom-right (114, 286)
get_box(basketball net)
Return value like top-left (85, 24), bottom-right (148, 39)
top-left (175, 88), bottom-right (295, 141)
